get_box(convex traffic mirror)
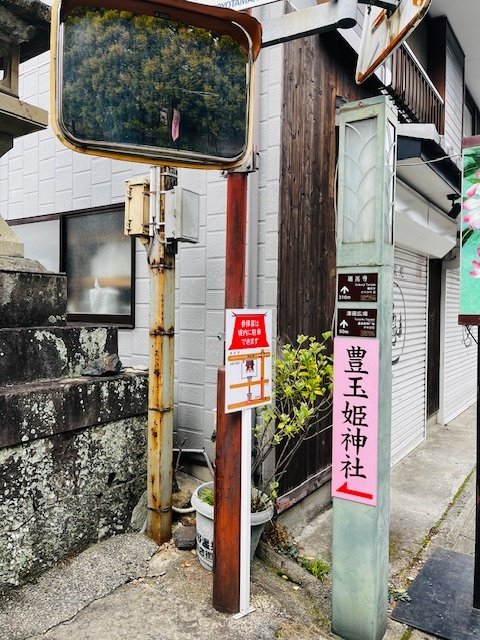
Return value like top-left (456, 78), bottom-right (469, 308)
top-left (51, 0), bottom-right (261, 168)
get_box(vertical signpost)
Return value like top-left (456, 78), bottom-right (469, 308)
top-left (459, 135), bottom-right (480, 609)
top-left (332, 96), bottom-right (397, 640)
top-left (224, 309), bottom-right (272, 614)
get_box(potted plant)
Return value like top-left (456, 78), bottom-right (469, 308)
top-left (192, 333), bottom-right (334, 570)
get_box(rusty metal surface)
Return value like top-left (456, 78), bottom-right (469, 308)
top-left (212, 172), bottom-right (248, 614)
top-left (213, 367), bottom-right (241, 613)
top-left (146, 168), bottom-right (177, 545)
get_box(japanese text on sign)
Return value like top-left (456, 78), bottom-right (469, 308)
top-left (332, 337), bottom-right (379, 506)
top-left (229, 313), bottom-right (270, 350)
top-left (338, 273), bottom-right (378, 302)
top-left (225, 309), bottom-right (273, 414)
top-left (337, 308), bottom-right (377, 337)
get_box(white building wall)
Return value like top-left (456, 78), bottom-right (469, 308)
top-left (439, 267), bottom-right (477, 425)
top-left (0, 4), bottom-right (283, 458)
top-left (444, 38), bottom-right (464, 159)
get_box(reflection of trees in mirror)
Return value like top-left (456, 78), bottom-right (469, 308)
top-left (62, 7), bottom-right (249, 160)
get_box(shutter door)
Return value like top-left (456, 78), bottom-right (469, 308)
top-left (391, 248), bottom-right (428, 465)
top-left (441, 268), bottom-right (477, 424)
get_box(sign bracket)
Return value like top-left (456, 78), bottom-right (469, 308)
top-left (261, 0), bottom-right (357, 48)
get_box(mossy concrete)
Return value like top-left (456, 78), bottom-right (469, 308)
top-left (0, 370), bottom-right (147, 448)
top-left (0, 415), bottom-right (147, 591)
top-left (0, 266), bottom-right (67, 328)
top-left (0, 326), bottom-right (118, 386)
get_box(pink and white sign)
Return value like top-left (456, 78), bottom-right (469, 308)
top-left (331, 337), bottom-right (379, 507)
top-left (224, 309), bottom-right (272, 414)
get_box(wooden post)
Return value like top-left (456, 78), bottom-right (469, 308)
top-left (212, 171), bottom-right (248, 613)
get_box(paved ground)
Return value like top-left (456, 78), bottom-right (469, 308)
top-left (0, 405), bottom-right (477, 639)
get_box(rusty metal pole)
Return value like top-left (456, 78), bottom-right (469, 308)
top-left (146, 166), bottom-right (177, 544)
top-left (213, 171), bottom-right (248, 613)
top-left (474, 326), bottom-right (480, 609)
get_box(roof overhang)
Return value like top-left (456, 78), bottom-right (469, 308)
top-left (0, 0), bottom-right (50, 62)
top-left (395, 180), bottom-right (457, 260)
top-left (396, 123), bottom-right (461, 216)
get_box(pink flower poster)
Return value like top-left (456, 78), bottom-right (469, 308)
top-left (460, 140), bottom-right (480, 323)
top-left (331, 337), bottom-right (379, 507)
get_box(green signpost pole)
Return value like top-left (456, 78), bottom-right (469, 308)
top-left (332, 96), bottom-right (398, 640)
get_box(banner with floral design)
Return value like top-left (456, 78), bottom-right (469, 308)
top-left (460, 141), bottom-right (480, 323)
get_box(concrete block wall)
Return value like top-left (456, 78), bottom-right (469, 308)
top-left (0, 4), bottom-right (284, 461)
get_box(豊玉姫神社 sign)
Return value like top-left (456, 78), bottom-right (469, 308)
top-left (460, 139), bottom-right (480, 325)
top-left (331, 337), bottom-right (379, 506)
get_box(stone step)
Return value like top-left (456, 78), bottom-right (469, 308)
top-left (0, 369), bottom-right (148, 449)
top-left (0, 326), bottom-right (118, 386)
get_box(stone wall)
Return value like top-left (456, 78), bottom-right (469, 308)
top-left (0, 411), bottom-right (147, 591)
top-left (0, 271), bottom-right (148, 591)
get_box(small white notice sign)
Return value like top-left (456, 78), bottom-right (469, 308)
top-left (225, 309), bottom-right (273, 414)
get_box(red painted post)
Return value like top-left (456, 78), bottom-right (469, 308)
top-left (224, 172), bottom-right (247, 309)
top-left (213, 367), bottom-right (241, 612)
top-left (212, 171), bottom-right (248, 613)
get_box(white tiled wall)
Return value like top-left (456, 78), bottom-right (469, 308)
top-left (0, 5), bottom-right (283, 456)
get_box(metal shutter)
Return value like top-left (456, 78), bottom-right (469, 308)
top-left (440, 268), bottom-right (477, 424)
top-left (391, 248), bottom-right (428, 465)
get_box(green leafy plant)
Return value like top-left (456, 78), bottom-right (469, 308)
top-left (388, 587), bottom-right (411, 604)
top-left (264, 522), bottom-right (330, 581)
top-left (198, 334), bottom-right (333, 513)
top-left (299, 555), bottom-right (330, 581)
top-left (252, 333), bottom-right (333, 510)
top-left (199, 486), bottom-right (215, 506)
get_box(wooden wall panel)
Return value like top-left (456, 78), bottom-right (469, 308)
top-left (277, 31), bottom-right (376, 497)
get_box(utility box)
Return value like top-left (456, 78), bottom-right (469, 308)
top-left (164, 187), bottom-right (200, 243)
top-left (125, 176), bottom-right (150, 237)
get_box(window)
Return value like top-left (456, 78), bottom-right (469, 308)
top-left (9, 205), bottom-right (135, 326)
top-left (13, 218), bottom-right (60, 272)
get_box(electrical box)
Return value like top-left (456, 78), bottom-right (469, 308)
top-left (164, 187), bottom-right (200, 243)
top-left (125, 176), bottom-right (150, 237)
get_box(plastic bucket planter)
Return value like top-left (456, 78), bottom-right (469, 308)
top-left (191, 481), bottom-right (274, 571)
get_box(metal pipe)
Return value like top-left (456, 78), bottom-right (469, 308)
top-left (213, 171), bottom-right (248, 614)
top-left (473, 326), bottom-right (480, 609)
top-left (146, 166), bottom-right (177, 545)
top-left (246, 59), bottom-right (260, 310)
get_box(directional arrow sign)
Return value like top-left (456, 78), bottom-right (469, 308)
top-left (336, 482), bottom-right (373, 501)
top-left (339, 320), bottom-right (348, 329)
top-left (338, 273), bottom-right (378, 302)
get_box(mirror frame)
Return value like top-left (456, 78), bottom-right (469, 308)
top-left (50, 0), bottom-right (262, 169)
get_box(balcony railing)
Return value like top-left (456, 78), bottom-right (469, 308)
top-left (387, 43), bottom-right (444, 133)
